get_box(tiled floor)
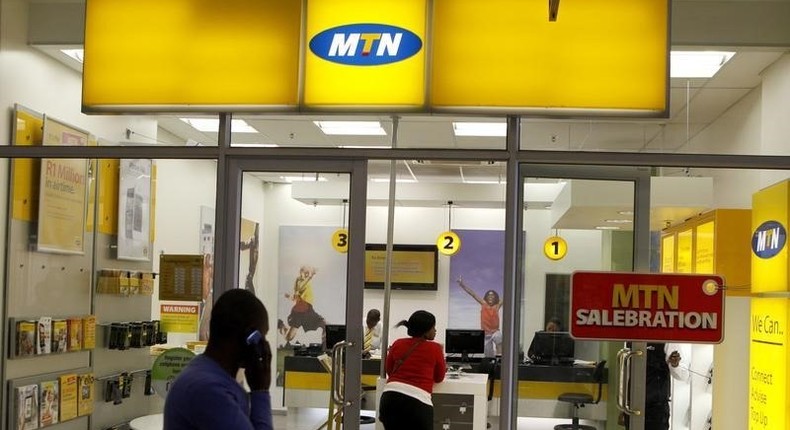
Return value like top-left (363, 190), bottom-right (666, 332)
top-left (272, 408), bottom-right (602, 430)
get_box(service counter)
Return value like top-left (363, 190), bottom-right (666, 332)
top-left (283, 356), bottom-right (608, 424)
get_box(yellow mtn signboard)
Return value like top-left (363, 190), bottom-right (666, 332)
top-left (83, 0), bottom-right (668, 115)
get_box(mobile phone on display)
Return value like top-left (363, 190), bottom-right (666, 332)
top-left (245, 329), bottom-right (264, 364)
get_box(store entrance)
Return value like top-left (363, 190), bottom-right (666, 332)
top-left (226, 158), bottom-right (369, 430)
top-left (514, 165), bottom-right (651, 430)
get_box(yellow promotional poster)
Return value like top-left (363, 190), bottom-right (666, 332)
top-left (749, 298), bottom-right (789, 430)
top-left (661, 235), bottom-right (674, 273)
top-left (83, 0), bottom-right (301, 110)
top-left (751, 180), bottom-right (789, 293)
top-left (303, 0), bottom-right (427, 108)
top-left (161, 304), bottom-right (199, 333)
top-left (37, 118), bottom-right (88, 254)
top-left (695, 221), bottom-right (715, 274)
top-left (430, 0), bottom-right (668, 113)
top-left (676, 229), bottom-right (693, 273)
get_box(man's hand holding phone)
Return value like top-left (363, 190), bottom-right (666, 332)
top-left (244, 330), bottom-right (272, 392)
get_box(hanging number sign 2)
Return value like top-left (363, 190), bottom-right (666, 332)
top-left (332, 228), bottom-right (349, 254)
top-left (544, 236), bottom-right (568, 260)
top-left (437, 231), bottom-right (461, 256)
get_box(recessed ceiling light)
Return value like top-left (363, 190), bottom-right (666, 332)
top-left (179, 118), bottom-right (258, 133)
top-left (670, 51), bottom-right (735, 78)
top-left (233, 143), bottom-right (279, 147)
top-left (60, 49), bottom-right (84, 63)
top-left (280, 175), bottom-right (327, 182)
top-left (595, 226), bottom-right (621, 230)
top-left (370, 178), bottom-right (418, 183)
top-left (314, 121), bottom-right (386, 136)
top-left (618, 210), bottom-right (634, 215)
top-left (463, 180), bottom-right (502, 185)
top-left (604, 219), bottom-right (633, 224)
top-left (452, 122), bottom-right (507, 137)
top-left (338, 145), bottom-right (391, 149)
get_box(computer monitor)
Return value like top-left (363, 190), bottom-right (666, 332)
top-left (527, 331), bottom-right (575, 366)
top-left (325, 324), bottom-right (346, 351)
top-left (445, 329), bottom-right (485, 362)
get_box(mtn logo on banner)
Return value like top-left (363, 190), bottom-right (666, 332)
top-left (309, 24), bottom-right (422, 66)
top-left (752, 220), bottom-right (787, 259)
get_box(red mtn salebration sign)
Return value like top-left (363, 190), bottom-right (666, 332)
top-left (570, 271), bottom-right (725, 343)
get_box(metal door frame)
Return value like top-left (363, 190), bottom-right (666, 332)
top-left (217, 156), bottom-right (368, 430)
top-left (499, 161), bottom-right (651, 429)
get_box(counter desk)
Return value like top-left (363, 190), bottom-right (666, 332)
top-left (283, 356), bottom-right (608, 424)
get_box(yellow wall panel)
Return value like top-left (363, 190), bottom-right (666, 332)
top-left (12, 107), bottom-right (43, 221)
top-left (83, 0), bottom-right (301, 110)
top-left (430, 0), bottom-right (668, 112)
top-left (752, 180), bottom-right (789, 293)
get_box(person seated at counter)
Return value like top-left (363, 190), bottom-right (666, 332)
top-left (362, 309), bottom-right (382, 359)
top-left (526, 317), bottom-right (575, 366)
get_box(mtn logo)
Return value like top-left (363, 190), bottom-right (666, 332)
top-left (752, 220), bottom-right (787, 259)
top-left (310, 24), bottom-right (422, 66)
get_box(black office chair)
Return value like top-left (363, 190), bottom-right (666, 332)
top-left (554, 360), bottom-right (607, 430)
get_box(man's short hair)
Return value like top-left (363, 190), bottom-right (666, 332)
top-left (209, 289), bottom-right (268, 343)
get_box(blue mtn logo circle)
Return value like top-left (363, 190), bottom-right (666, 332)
top-left (751, 220), bottom-right (787, 259)
top-left (309, 23), bottom-right (423, 66)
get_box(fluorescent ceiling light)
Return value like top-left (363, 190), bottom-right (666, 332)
top-left (604, 219), bottom-right (633, 224)
top-left (280, 175), bottom-right (327, 182)
top-left (179, 118), bottom-right (258, 133)
top-left (463, 180), bottom-right (502, 185)
top-left (618, 210), bottom-right (634, 215)
top-left (233, 143), bottom-right (279, 147)
top-left (670, 51), bottom-right (735, 78)
top-left (453, 122), bottom-right (507, 137)
top-left (338, 145), bottom-right (391, 149)
top-left (595, 226), bottom-right (621, 230)
top-left (370, 178), bottom-right (418, 183)
top-left (61, 48), bottom-right (84, 63)
top-left (314, 121), bottom-right (386, 136)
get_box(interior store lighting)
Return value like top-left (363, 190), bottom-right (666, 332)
top-left (370, 178), bottom-right (418, 183)
top-left (179, 118), bottom-right (258, 133)
top-left (280, 175), bottom-right (327, 182)
top-left (670, 51), bottom-right (735, 78)
top-left (595, 226), bottom-right (621, 230)
top-left (60, 48), bottom-right (84, 63)
top-left (604, 219), bottom-right (633, 224)
top-left (452, 122), bottom-right (507, 137)
top-left (314, 121), bottom-right (386, 136)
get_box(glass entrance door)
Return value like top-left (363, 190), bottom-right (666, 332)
top-left (223, 158), bottom-right (367, 430)
top-left (514, 164), bottom-right (651, 430)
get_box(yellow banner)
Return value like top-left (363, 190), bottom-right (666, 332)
top-left (430, 0), bottom-right (668, 112)
top-left (161, 304), bottom-right (199, 333)
top-left (83, 0), bottom-right (301, 110)
top-left (749, 298), bottom-right (789, 430)
top-left (304, 0), bottom-right (427, 108)
top-left (751, 180), bottom-right (789, 293)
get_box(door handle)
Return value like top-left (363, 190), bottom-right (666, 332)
top-left (330, 341), bottom-right (353, 406)
top-left (616, 348), bottom-right (643, 416)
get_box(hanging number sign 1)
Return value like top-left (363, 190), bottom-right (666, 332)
top-left (437, 231), bottom-right (461, 256)
top-left (332, 228), bottom-right (349, 253)
top-left (544, 236), bottom-right (568, 260)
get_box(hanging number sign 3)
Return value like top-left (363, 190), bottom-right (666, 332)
top-left (332, 228), bottom-right (349, 253)
top-left (437, 231), bottom-right (461, 256)
top-left (544, 236), bottom-right (568, 260)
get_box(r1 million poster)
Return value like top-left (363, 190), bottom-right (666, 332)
top-left (37, 116), bottom-right (88, 254)
top-left (117, 159), bottom-right (152, 260)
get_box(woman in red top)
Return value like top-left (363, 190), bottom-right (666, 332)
top-left (379, 310), bottom-right (446, 430)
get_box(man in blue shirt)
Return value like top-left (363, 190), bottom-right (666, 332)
top-left (165, 289), bottom-right (273, 430)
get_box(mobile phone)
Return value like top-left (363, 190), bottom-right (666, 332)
top-left (245, 329), bottom-right (264, 363)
